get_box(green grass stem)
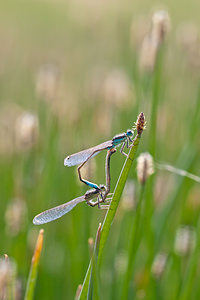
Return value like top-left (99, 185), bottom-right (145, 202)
top-left (178, 217), bottom-right (200, 300)
top-left (87, 224), bottom-right (101, 300)
top-left (120, 185), bottom-right (145, 299)
top-left (24, 229), bottom-right (44, 300)
top-left (79, 113), bottom-right (145, 300)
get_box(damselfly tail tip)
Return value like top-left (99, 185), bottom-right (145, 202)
top-left (64, 156), bottom-right (70, 166)
top-left (33, 216), bottom-right (41, 225)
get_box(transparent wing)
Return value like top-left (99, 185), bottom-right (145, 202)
top-left (33, 196), bottom-right (85, 225)
top-left (64, 140), bottom-right (113, 167)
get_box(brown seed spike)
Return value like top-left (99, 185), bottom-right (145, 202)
top-left (134, 112), bottom-right (146, 135)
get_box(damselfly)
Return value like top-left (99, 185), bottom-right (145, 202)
top-left (64, 129), bottom-right (134, 190)
top-left (33, 149), bottom-right (116, 225)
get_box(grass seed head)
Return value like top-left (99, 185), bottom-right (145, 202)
top-left (174, 225), bottom-right (196, 256)
top-left (139, 10), bottom-right (170, 72)
top-left (36, 64), bottom-right (59, 101)
top-left (137, 152), bottom-right (154, 185)
top-left (15, 112), bottom-right (39, 151)
top-left (134, 112), bottom-right (146, 135)
top-left (151, 252), bottom-right (168, 279)
top-left (0, 258), bottom-right (16, 300)
top-left (5, 198), bottom-right (27, 236)
top-left (151, 10), bottom-right (170, 45)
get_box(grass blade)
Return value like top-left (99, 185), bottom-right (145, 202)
top-left (78, 112), bottom-right (146, 300)
top-left (178, 217), bottom-right (200, 300)
top-left (24, 229), bottom-right (44, 300)
top-left (120, 185), bottom-right (145, 299)
top-left (87, 223), bottom-right (102, 300)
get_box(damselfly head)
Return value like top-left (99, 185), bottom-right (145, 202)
top-left (126, 129), bottom-right (134, 137)
top-left (64, 156), bottom-right (70, 166)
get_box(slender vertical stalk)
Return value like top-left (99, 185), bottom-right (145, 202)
top-left (78, 113), bottom-right (146, 300)
top-left (87, 224), bottom-right (101, 300)
top-left (120, 185), bottom-right (145, 299)
top-left (24, 229), bottom-right (44, 300)
top-left (178, 217), bottom-right (200, 300)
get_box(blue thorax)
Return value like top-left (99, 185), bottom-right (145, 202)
top-left (112, 129), bottom-right (133, 146)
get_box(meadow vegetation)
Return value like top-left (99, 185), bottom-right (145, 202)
top-left (0, 1), bottom-right (200, 299)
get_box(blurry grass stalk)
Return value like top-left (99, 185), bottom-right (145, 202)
top-left (140, 10), bottom-right (169, 158)
top-left (7, 257), bottom-right (16, 300)
top-left (156, 163), bottom-right (200, 183)
top-left (24, 229), bottom-right (44, 300)
top-left (0, 255), bottom-right (16, 300)
top-left (120, 185), bottom-right (145, 299)
top-left (74, 284), bottom-right (82, 300)
top-left (149, 45), bottom-right (164, 159)
top-left (75, 285), bottom-right (83, 300)
top-left (178, 218), bottom-right (200, 300)
top-left (140, 18), bottom-right (171, 295)
top-left (154, 81), bottom-right (200, 246)
top-left (139, 27), bottom-right (165, 296)
top-left (87, 223), bottom-right (101, 300)
top-left (136, 18), bottom-right (166, 283)
top-left (149, 68), bottom-right (159, 159)
top-left (145, 72), bottom-right (200, 298)
top-left (121, 152), bottom-right (154, 299)
top-left (78, 113), bottom-right (145, 300)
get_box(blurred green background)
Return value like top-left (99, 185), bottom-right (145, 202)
top-left (1, 0), bottom-right (200, 299)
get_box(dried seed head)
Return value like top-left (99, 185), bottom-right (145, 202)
top-left (139, 36), bottom-right (158, 72)
top-left (0, 105), bottom-right (39, 155)
top-left (137, 152), bottom-right (154, 185)
top-left (174, 225), bottom-right (196, 256)
top-left (151, 252), bottom-right (167, 279)
top-left (5, 198), bottom-right (27, 236)
top-left (75, 285), bottom-right (82, 300)
top-left (88, 238), bottom-right (94, 258)
top-left (134, 112), bottom-right (146, 135)
top-left (0, 104), bottom-right (22, 156)
top-left (151, 10), bottom-right (170, 45)
top-left (36, 64), bottom-right (59, 101)
top-left (0, 258), bottom-right (16, 300)
top-left (139, 10), bottom-right (170, 72)
top-left (15, 112), bottom-right (39, 151)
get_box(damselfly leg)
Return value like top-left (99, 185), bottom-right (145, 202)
top-left (77, 148), bottom-right (108, 191)
top-left (85, 148), bottom-right (116, 208)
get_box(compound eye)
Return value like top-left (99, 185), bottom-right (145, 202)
top-left (127, 129), bottom-right (133, 136)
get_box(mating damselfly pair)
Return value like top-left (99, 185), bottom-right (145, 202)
top-left (33, 127), bottom-right (135, 225)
